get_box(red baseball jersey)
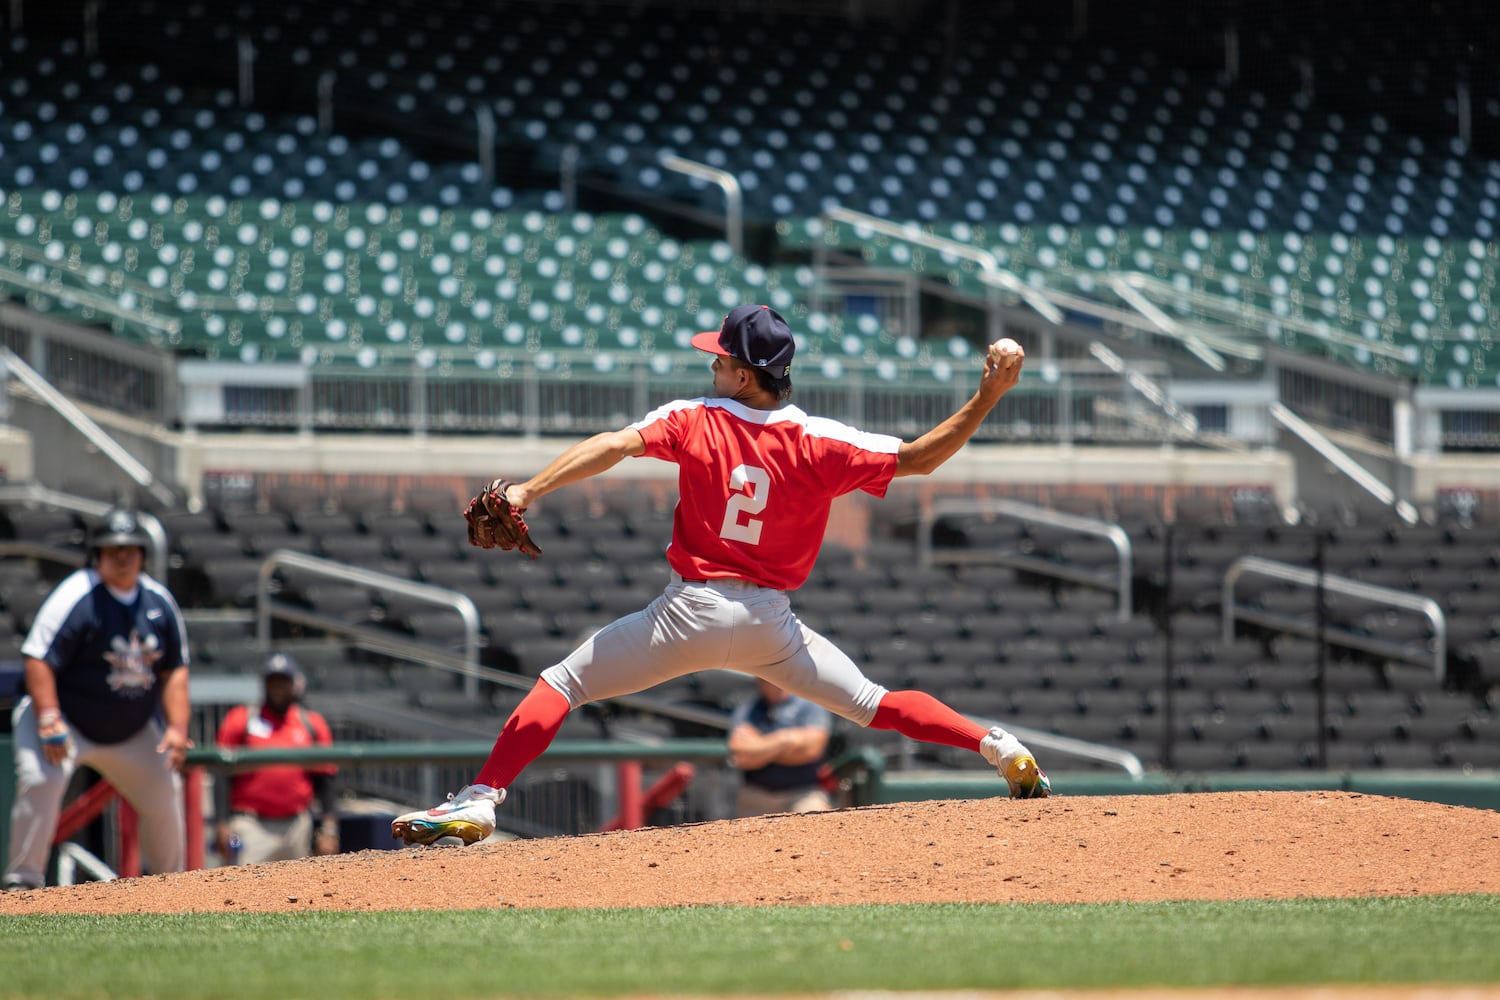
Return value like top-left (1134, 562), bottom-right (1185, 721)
top-left (216, 704), bottom-right (335, 819)
top-left (632, 398), bottom-right (901, 590)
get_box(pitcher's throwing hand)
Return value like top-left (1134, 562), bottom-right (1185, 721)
top-left (987, 337), bottom-right (1025, 371)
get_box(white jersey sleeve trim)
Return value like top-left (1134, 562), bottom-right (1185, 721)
top-left (142, 574), bottom-right (192, 667)
top-left (630, 397), bottom-right (708, 431)
top-left (20, 569), bottom-right (98, 661)
top-left (631, 397), bottom-right (901, 455)
top-left (798, 413), bottom-right (902, 454)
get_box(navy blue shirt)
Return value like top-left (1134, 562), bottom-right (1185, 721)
top-left (22, 568), bottom-right (189, 745)
top-left (729, 693), bottom-right (831, 792)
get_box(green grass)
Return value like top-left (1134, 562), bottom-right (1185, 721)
top-left (2, 896), bottom-right (1498, 999)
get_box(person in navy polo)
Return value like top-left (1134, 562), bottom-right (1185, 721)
top-left (728, 677), bottom-right (835, 817)
top-left (4, 509), bottom-right (192, 891)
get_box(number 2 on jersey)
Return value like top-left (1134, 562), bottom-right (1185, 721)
top-left (719, 464), bottom-right (770, 544)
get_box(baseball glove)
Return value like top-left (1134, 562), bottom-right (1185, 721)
top-left (463, 479), bottom-right (542, 558)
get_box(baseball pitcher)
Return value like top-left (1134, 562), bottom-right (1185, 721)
top-left (393, 305), bottom-right (1046, 847)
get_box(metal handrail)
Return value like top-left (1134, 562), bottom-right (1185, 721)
top-left (820, 206), bottom-right (1065, 326)
top-left (270, 606), bottom-right (736, 732)
top-left (0, 259), bottom-right (183, 337)
top-left (184, 738), bottom-right (731, 770)
top-left (0, 349), bottom-right (177, 508)
top-left (0, 484), bottom-right (168, 581)
top-left (811, 213), bottom-right (1416, 379)
top-left (978, 717), bottom-right (1145, 779)
top-left (1118, 271), bottom-right (1412, 364)
top-left (317, 70), bottom-right (336, 132)
top-left (475, 104), bottom-right (496, 185)
top-left (1221, 555), bottom-right (1446, 681)
top-left (1088, 340), bottom-right (1200, 437)
top-left (1106, 273), bottom-right (1228, 372)
top-left (918, 498), bottom-right (1133, 620)
top-left (252, 552), bottom-right (735, 731)
top-left (1270, 402), bottom-right (1419, 524)
top-left (658, 154), bottom-right (744, 256)
top-left (560, 143), bottom-right (580, 210)
top-left (255, 549), bottom-right (484, 696)
top-left (56, 842), bottom-right (117, 887)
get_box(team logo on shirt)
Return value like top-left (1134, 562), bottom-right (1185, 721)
top-left (102, 631), bottom-right (162, 697)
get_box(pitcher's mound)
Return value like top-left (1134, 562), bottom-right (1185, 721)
top-left (4, 791), bottom-right (1497, 914)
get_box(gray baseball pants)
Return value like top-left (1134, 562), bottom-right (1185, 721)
top-left (6, 696), bottom-right (185, 888)
top-left (541, 576), bottom-right (888, 724)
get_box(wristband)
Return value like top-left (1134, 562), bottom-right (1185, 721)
top-left (41, 729), bottom-right (69, 747)
top-left (37, 709), bottom-right (61, 728)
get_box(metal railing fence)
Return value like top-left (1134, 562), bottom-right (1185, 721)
top-left (2, 259), bottom-right (1493, 453)
top-left (169, 353), bottom-right (1189, 444)
top-left (918, 497), bottom-right (1135, 620)
top-left (1222, 555), bottom-right (1447, 681)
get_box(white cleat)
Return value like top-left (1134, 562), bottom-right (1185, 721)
top-left (980, 727), bottom-right (1051, 798)
top-left (391, 784), bottom-right (506, 845)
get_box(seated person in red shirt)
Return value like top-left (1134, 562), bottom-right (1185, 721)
top-left (214, 654), bottom-right (338, 864)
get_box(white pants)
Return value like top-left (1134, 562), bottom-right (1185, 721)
top-left (6, 696), bottom-right (185, 888)
top-left (226, 810), bottom-right (313, 865)
top-left (542, 577), bottom-right (888, 724)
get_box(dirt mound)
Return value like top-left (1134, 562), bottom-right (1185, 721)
top-left (3, 791), bottom-right (1497, 915)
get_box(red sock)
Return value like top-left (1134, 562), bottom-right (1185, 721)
top-left (868, 689), bottom-right (989, 750)
top-left (474, 679), bottom-right (571, 790)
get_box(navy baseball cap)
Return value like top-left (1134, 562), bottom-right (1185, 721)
top-left (691, 304), bottom-right (794, 377)
top-left (263, 653), bottom-right (303, 681)
top-left (263, 652), bottom-right (306, 696)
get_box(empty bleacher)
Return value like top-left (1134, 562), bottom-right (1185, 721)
top-left (7, 478), bottom-right (1465, 778)
top-left (1, 0), bottom-right (1498, 790)
top-left (4, 2), bottom-right (1499, 396)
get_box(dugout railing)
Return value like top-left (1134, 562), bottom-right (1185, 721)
top-left (0, 736), bottom-right (739, 879)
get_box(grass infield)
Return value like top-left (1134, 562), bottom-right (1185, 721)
top-left (2, 895), bottom-right (1497, 999)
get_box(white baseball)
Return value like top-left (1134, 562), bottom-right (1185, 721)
top-left (988, 337), bottom-right (1024, 370)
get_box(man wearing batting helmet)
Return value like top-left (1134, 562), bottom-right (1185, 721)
top-left (392, 305), bottom-right (1046, 847)
top-left (4, 508), bottom-right (192, 891)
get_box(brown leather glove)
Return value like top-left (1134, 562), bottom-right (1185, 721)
top-left (463, 479), bottom-right (542, 558)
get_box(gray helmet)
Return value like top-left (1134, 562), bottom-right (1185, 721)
top-left (89, 508), bottom-right (151, 556)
